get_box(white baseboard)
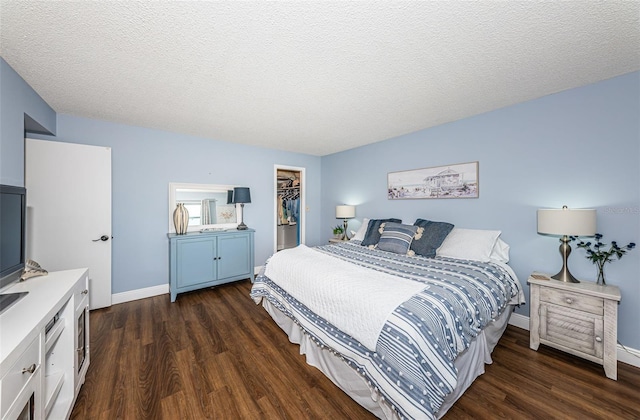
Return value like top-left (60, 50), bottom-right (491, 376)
top-left (111, 266), bottom-right (262, 305)
top-left (111, 284), bottom-right (169, 305)
top-left (508, 312), bottom-right (640, 369)
top-left (507, 312), bottom-right (530, 330)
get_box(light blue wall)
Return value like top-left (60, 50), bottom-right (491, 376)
top-left (3, 56), bottom-right (638, 349)
top-left (29, 115), bottom-right (322, 294)
top-left (321, 71), bottom-right (640, 349)
top-left (0, 57), bottom-right (56, 186)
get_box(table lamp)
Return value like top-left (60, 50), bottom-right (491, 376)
top-left (336, 205), bottom-right (355, 241)
top-left (232, 187), bottom-right (251, 230)
top-left (537, 205), bottom-right (596, 283)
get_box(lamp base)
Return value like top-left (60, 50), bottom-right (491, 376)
top-left (341, 218), bottom-right (349, 241)
top-left (237, 222), bottom-right (248, 230)
top-left (552, 235), bottom-right (580, 283)
top-left (550, 269), bottom-right (580, 283)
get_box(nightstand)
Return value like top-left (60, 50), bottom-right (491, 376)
top-left (329, 238), bottom-right (348, 243)
top-left (528, 272), bottom-right (621, 380)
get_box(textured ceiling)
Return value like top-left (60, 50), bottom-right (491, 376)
top-left (1, 1), bottom-right (639, 156)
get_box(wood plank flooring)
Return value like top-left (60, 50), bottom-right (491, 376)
top-left (71, 280), bottom-right (640, 419)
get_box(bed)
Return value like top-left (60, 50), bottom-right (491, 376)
top-left (250, 220), bottom-right (524, 419)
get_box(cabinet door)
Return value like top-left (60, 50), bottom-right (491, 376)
top-left (218, 234), bottom-right (251, 279)
top-left (176, 237), bottom-right (217, 288)
top-left (540, 303), bottom-right (604, 358)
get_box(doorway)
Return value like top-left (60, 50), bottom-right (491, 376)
top-left (274, 165), bottom-right (305, 253)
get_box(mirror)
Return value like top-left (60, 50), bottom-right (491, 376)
top-left (169, 183), bottom-right (240, 233)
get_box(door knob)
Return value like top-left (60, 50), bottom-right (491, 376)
top-left (92, 235), bottom-right (110, 242)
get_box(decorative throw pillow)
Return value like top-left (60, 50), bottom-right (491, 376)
top-left (410, 218), bottom-right (455, 258)
top-left (376, 222), bottom-right (422, 255)
top-left (360, 218), bottom-right (402, 246)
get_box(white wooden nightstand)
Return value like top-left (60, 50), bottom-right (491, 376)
top-left (328, 238), bottom-right (348, 244)
top-left (528, 272), bottom-right (621, 380)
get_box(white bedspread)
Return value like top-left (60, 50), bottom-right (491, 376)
top-left (263, 244), bottom-right (425, 350)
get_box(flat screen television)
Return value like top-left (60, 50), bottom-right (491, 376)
top-left (0, 184), bottom-right (27, 291)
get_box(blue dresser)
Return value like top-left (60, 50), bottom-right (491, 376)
top-left (168, 229), bottom-right (255, 302)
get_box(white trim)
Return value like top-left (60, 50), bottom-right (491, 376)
top-left (112, 284), bottom-right (169, 305)
top-left (507, 312), bottom-right (530, 330)
top-left (617, 343), bottom-right (640, 368)
top-left (111, 266), bottom-right (262, 305)
top-left (274, 165), bottom-right (306, 254)
top-left (508, 313), bottom-right (640, 369)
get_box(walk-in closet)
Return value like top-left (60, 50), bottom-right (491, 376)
top-left (276, 169), bottom-right (301, 251)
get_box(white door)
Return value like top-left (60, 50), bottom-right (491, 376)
top-left (25, 139), bottom-right (112, 309)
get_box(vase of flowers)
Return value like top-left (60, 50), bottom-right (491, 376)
top-left (575, 234), bottom-right (635, 285)
top-left (332, 224), bottom-right (344, 239)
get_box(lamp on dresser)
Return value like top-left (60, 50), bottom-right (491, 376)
top-left (537, 205), bottom-right (596, 283)
top-left (232, 187), bottom-right (251, 230)
top-left (336, 205), bottom-right (355, 241)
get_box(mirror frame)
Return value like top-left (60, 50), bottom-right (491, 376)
top-left (169, 182), bottom-right (241, 233)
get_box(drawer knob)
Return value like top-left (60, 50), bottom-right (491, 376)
top-left (82, 289), bottom-right (89, 295)
top-left (22, 363), bottom-right (36, 374)
top-left (565, 298), bottom-right (573, 304)
top-left (595, 336), bottom-right (602, 343)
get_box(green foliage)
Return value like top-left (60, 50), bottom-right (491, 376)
top-left (575, 233), bottom-right (636, 267)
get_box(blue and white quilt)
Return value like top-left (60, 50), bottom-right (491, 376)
top-left (250, 242), bottom-right (523, 419)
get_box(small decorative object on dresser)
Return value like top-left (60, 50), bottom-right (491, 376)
top-left (528, 272), bottom-right (621, 380)
top-left (576, 233), bottom-right (636, 285)
top-left (173, 203), bottom-right (189, 234)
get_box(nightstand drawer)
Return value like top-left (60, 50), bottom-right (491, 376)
top-left (539, 287), bottom-right (603, 315)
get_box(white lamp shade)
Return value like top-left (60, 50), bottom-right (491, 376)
top-left (537, 207), bottom-right (596, 236)
top-left (336, 205), bottom-right (355, 219)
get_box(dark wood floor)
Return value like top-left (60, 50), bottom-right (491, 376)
top-left (71, 280), bottom-right (640, 419)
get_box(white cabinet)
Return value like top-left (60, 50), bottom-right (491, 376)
top-left (0, 269), bottom-right (90, 419)
top-left (528, 272), bottom-right (621, 380)
top-left (0, 336), bottom-right (40, 420)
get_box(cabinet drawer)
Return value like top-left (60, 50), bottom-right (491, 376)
top-left (0, 335), bottom-right (40, 418)
top-left (539, 287), bottom-right (603, 315)
top-left (73, 273), bottom-right (90, 310)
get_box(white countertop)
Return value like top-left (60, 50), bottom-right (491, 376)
top-left (0, 268), bottom-right (88, 376)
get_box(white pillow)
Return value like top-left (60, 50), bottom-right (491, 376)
top-left (436, 228), bottom-right (502, 262)
top-left (350, 218), bottom-right (370, 241)
top-left (489, 238), bottom-right (510, 263)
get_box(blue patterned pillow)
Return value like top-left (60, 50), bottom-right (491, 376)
top-left (360, 218), bottom-right (402, 246)
top-left (410, 218), bottom-right (454, 258)
top-left (375, 222), bottom-right (422, 255)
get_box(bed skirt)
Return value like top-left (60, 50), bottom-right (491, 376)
top-left (261, 299), bottom-right (513, 419)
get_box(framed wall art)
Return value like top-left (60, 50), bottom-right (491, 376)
top-left (388, 161), bottom-right (479, 200)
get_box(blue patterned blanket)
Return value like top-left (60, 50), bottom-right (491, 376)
top-left (250, 242), bottom-right (523, 419)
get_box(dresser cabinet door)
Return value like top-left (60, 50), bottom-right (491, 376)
top-left (539, 303), bottom-right (604, 359)
top-left (176, 237), bottom-right (217, 288)
top-left (217, 233), bottom-right (252, 279)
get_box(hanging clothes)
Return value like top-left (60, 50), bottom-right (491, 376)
top-left (278, 187), bottom-right (300, 225)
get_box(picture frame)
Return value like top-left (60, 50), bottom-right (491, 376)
top-left (388, 161), bottom-right (479, 200)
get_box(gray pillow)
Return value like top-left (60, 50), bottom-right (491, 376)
top-left (361, 218), bottom-right (402, 246)
top-left (376, 222), bottom-right (420, 255)
top-left (410, 218), bottom-right (454, 257)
